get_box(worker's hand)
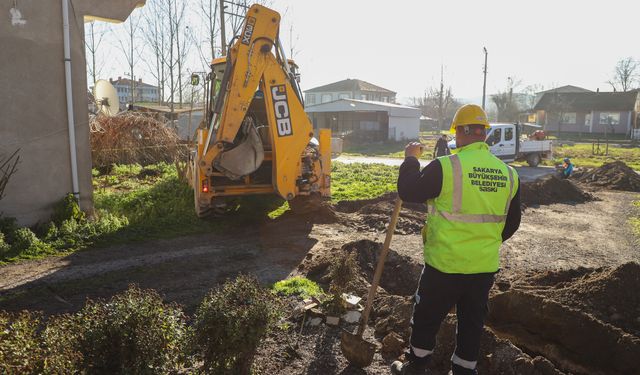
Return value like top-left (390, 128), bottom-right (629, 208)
top-left (404, 142), bottom-right (423, 159)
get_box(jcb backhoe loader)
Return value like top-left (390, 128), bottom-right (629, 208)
top-left (188, 4), bottom-right (331, 217)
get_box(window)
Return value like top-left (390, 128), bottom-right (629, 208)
top-left (321, 94), bottom-right (332, 103)
top-left (307, 94), bottom-right (316, 105)
top-left (360, 94), bottom-right (367, 100)
top-left (487, 128), bottom-right (502, 146)
top-left (599, 112), bottom-right (620, 125)
top-left (561, 112), bottom-right (576, 124)
top-left (359, 121), bottom-right (380, 131)
top-left (505, 128), bottom-right (513, 141)
top-left (382, 96), bottom-right (388, 102)
top-left (338, 93), bottom-right (350, 99)
top-left (585, 113), bottom-right (591, 127)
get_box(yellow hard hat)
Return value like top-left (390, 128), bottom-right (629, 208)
top-left (450, 104), bottom-right (490, 133)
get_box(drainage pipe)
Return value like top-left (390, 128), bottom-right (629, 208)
top-left (61, 0), bottom-right (81, 205)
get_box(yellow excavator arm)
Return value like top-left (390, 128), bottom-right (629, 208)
top-left (190, 4), bottom-right (330, 216)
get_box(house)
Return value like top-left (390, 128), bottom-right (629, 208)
top-left (133, 103), bottom-right (204, 141)
top-left (304, 79), bottom-right (396, 105)
top-left (110, 77), bottom-right (160, 105)
top-left (534, 89), bottom-right (640, 136)
top-left (0, 0), bottom-right (144, 226)
top-left (305, 99), bottom-right (420, 142)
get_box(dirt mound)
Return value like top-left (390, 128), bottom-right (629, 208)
top-left (489, 290), bottom-right (640, 375)
top-left (298, 239), bottom-right (422, 297)
top-left (539, 262), bottom-right (640, 337)
top-left (576, 161), bottom-right (640, 191)
top-left (334, 192), bottom-right (426, 234)
top-left (521, 174), bottom-right (596, 208)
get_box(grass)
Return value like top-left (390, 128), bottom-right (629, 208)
top-left (271, 276), bottom-right (324, 299)
top-left (331, 162), bottom-right (398, 201)
top-left (0, 162), bottom-right (401, 264)
top-left (341, 138), bottom-right (438, 159)
top-left (541, 143), bottom-right (640, 170)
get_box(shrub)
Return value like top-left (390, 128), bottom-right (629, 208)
top-left (191, 274), bottom-right (280, 374)
top-left (9, 228), bottom-right (52, 258)
top-left (0, 311), bottom-right (45, 374)
top-left (47, 285), bottom-right (187, 374)
top-left (0, 216), bottom-right (18, 243)
top-left (41, 314), bottom-right (83, 374)
top-left (272, 276), bottom-right (324, 299)
top-left (50, 194), bottom-right (84, 226)
top-left (0, 233), bottom-right (10, 258)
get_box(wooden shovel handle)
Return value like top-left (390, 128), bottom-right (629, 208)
top-left (357, 197), bottom-right (403, 336)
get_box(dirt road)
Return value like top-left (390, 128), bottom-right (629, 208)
top-left (0, 188), bottom-right (637, 318)
top-left (335, 155), bottom-right (556, 182)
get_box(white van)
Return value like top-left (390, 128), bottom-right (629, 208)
top-left (448, 123), bottom-right (553, 167)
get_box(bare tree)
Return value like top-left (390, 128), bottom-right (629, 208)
top-left (85, 21), bottom-right (107, 86)
top-left (143, 0), bottom-right (168, 104)
top-left (199, 0), bottom-right (220, 61)
top-left (491, 77), bottom-right (521, 122)
top-left (522, 84), bottom-right (544, 112)
top-left (410, 77), bottom-right (460, 132)
top-left (0, 150), bottom-right (19, 202)
top-left (545, 92), bottom-right (573, 138)
top-left (608, 57), bottom-right (638, 92)
top-left (117, 12), bottom-right (142, 106)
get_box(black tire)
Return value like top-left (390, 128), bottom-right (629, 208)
top-left (526, 153), bottom-right (541, 167)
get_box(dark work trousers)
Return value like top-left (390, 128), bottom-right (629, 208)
top-left (410, 263), bottom-right (495, 364)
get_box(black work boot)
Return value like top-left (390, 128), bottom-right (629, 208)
top-left (390, 349), bottom-right (430, 375)
top-left (448, 363), bottom-right (478, 375)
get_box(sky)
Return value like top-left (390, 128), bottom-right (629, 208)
top-left (95, 0), bottom-right (640, 104)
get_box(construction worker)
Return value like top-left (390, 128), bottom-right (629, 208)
top-left (391, 104), bottom-right (521, 375)
top-left (558, 157), bottom-right (574, 178)
top-left (434, 134), bottom-right (451, 158)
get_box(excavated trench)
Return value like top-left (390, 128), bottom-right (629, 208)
top-left (298, 241), bottom-right (640, 374)
top-left (294, 177), bottom-right (639, 374)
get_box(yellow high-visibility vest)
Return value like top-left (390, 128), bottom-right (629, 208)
top-left (423, 142), bottom-right (518, 274)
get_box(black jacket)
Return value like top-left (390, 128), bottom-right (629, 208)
top-left (397, 157), bottom-right (521, 242)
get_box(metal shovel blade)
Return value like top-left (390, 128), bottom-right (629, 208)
top-left (340, 328), bottom-right (376, 368)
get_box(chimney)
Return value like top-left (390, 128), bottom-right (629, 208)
top-left (109, 78), bottom-right (113, 83)
top-left (118, 76), bottom-right (122, 81)
top-left (139, 78), bottom-right (142, 83)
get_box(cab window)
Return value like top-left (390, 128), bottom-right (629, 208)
top-left (505, 128), bottom-right (513, 141)
top-left (487, 128), bottom-right (502, 146)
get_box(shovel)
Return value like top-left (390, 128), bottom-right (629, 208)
top-left (341, 197), bottom-right (403, 368)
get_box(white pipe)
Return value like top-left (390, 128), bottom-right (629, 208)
top-left (62, 0), bottom-right (80, 205)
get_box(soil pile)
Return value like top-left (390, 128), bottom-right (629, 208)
top-left (542, 262), bottom-right (640, 336)
top-left (576, 161), bottom-right (640, 191)
top-left (334, 193), bottom-right (426, 234)
top-left (298, 239), bottom-right (422, 297)
top-left (521, 175), bottom-right (596, 208)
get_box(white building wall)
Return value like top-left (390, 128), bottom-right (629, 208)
top-left (389, 116), bottom-right (420, 141)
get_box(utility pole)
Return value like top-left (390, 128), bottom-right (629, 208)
top-left (219, 0), bottom-right (227, 55)
top-left (482, 47), bottom-right (488, 111)
top-left (438, 64), bottom-right (444, 131)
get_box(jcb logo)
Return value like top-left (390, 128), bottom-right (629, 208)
top-left (241, 17), bottom-right (256, 45)
top-left (271, 85), bottom-right (293, 137)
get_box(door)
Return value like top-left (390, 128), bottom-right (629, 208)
top-left (487, 125), bottom-right (516, 161)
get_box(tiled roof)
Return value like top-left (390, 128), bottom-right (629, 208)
top-left (534, 90), bottom-right (639, 112)
top-left (305, 78), bottom-right (395, 94)
top-left (110, 78), bottom-right (158, 89)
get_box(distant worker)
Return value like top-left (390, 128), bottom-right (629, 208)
top-left (558, 157), bottom-right (574, 179)
top-left (392, 104), bottom-right (522, 375)
top-left (434, 134), bottom-right (451, 158)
